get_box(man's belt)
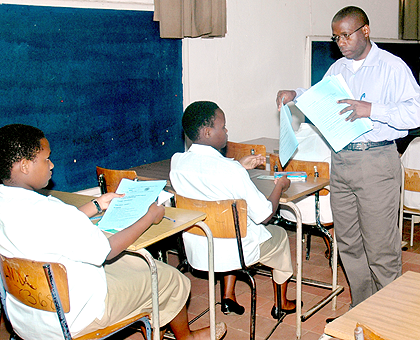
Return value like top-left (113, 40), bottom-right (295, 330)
top-left (342, 140), bottom-right (394, 151)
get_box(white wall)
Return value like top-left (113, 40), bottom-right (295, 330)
top-left (183, 0), bottom-right (399, 142)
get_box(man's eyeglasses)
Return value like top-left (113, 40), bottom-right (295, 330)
top-left (331, 25), bottom-right (365, 43)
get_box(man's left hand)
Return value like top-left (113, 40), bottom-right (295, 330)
top-left (337, 99), bottom-right (371, 122)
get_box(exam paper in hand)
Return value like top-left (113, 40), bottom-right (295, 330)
top-left (98, 178), bottom-right (167, 232)
top-left (279, 100), bottom-right (298, 167)
top-left (295, 74), bottom-right (373, 152)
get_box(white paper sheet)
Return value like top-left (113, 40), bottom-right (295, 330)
top-left (279, 100), bottom-right (298, 166)
top-left (98, 178), bottom-right (167, 232)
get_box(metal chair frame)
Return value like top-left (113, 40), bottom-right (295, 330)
top-left (176, 195), bottom-right (286, 340)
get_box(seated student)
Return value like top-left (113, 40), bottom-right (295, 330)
top-left (170, 101), bottom-right (298, 318)
top-left (0, 124), bottom-right (226, 340)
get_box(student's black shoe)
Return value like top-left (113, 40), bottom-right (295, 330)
top-left (221, 299), bottom-right (245, 315)
top-left (271, 300), bottom-right (303, 319)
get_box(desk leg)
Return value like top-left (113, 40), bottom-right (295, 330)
top-left (135, 249), bottom-right (160, 340)
top-left (195, 221), bottom-right (216, 340)
top-left (283, 202), bottom-right (303, 339)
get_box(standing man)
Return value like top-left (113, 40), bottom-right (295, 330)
top-left (277, 6), bottom-right (420, 308)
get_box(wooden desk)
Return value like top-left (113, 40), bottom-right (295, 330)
top-left (251, 172), bottom-right (343, 340)
top-left (324, 271), bottom-right (420, 340)
top-left (39, 189), bottom-right (217, 340)
top-left (130, 159), bottom-right (171, 182)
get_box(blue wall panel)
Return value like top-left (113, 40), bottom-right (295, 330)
top-left (0, 4), bottom-right (183, 192)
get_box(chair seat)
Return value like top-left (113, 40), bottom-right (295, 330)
top-left (403, 205), bottom-right (420, 215)
top-left (74, 312), bottom-right (150, 340)
top-left (280, 194), bottom-right (333, 225)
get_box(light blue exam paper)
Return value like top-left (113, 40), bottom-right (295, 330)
top-left (279, 101), bottom-right (298, 167)
top-left (295, 74), bottom-right (373, 152)
top-left (98, 178), bottom-right (167, 232)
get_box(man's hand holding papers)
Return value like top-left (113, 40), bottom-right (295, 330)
top-left (295, 74), bottom-right (373, 152)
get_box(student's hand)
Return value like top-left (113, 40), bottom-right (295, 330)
top-left (147, 202), bottom-right (165, 224)
top-left (337, 99), bottom-right (371, 121)
top-left (239, 154), bottom-right (266, 170)
top-left (97, 193), bottom-right (125, 210)
top-left (274, 175), bottom-right (291, 192)
top-left (276, 90), bottom-right (297, 110)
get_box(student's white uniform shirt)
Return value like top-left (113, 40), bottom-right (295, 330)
top-left (0, 185), bottom-right (111, 340)
top-left (170, 144), bottom-right (272, 272)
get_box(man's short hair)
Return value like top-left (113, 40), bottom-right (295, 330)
top-left (332, 6), bottom-right (369, 26)
top-left (182, 101), bottom-right (220, 142)
top-left (0, 124), bottom-right (45, 182)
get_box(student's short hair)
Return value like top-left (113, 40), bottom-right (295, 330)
top-left (332, 6), bottom-right (369, 26)
top-left (0, 124), bottom-right (45, 182)
top-left (182, 101), bottom-right (220, 142)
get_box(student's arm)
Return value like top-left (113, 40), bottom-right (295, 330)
top-left (262, 176), bottom-right (290, 224)
top-left (78, 193), bottom-right (124, 217)
top-left (106, 202), bottom-right (165, 260)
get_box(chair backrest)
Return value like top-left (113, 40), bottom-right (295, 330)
top-left (175, 195), bottom-right (247, 238)
top-left (96, 166), bottom-right (138, 194)
top-left (224, 141), bottom-right (266, 170)
top-left (403, 167), bottom-right (420, 194)
top-left (0, 255), bottom-right (70, 313)
top-left (269, 155), bottom-right (330, 196)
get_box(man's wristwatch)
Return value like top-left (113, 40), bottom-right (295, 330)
top-left (91, 199), bottom-right (103, 214)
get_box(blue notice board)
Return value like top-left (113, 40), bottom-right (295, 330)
top-left (0, 5), bottom-right (183, 192)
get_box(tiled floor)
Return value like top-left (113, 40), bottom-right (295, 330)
top-left (1, 219), bottom-right (420, 340)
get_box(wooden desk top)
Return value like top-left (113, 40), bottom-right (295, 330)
top-left (249, 169), bottom-right (330, 203)
top-left (39, 189), bottom-right (206, 251)
top-left (130, 159), bottom-right (171, 182)
top-left (324, 271), bottom-right (420, 340)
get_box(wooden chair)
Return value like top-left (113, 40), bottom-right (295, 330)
top-left (269, 154), bottom-right (333, 262)
top-left (175, 195), bottom-right (285, 340)
top-left (96, 166), bottom-right (138, 194)
top-left (355, 323), bottom-right (389, 340)
top-left (0, 255), bottom-right (151, 340)
top-left (96, 166), bottom-right (161, 194)
top-left (398, 165), bottom-right (420, 247)
top-left (224, 141), bottom-right (267, 170)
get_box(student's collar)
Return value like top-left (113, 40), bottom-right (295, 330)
top-left (188, 143), bottom-right (223, 156)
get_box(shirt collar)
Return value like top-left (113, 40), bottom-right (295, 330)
top-left (188, 143), bottom-right (224, 157)
top-left (341, 41), bottom-right (379, 69)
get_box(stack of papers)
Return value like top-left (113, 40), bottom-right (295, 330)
top-left (295, 74), bottom-right (373, 152)
top-left (98, 178), bottom-right (167, 233)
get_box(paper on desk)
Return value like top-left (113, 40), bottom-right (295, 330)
top-left (98, 178), bottom-right (167, 232)
top-left (295, 74), bottom-right (373, 152)
top-left (279, 100), bottom-right (298, 167)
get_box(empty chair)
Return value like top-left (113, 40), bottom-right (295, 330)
top-left (399, 165), bottom-right (420, 247)
top-left (224, 141), bottom-right (267, 170)
top-left (0, 255), bottom-right (151, 340)
top-left (399, 137), bottom-right (420, 246)
top-left (96, 166), bottom-right (138, 194)
top-left (270, 154), bottom-right (333, 261)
